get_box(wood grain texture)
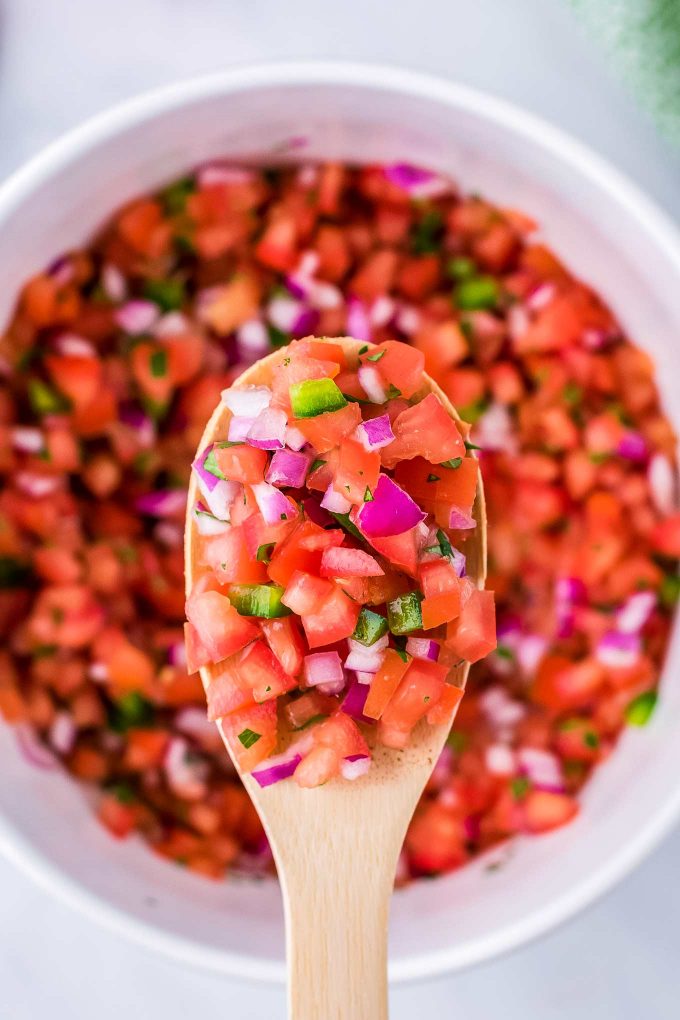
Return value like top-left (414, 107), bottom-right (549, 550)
top-left (185, 337), bottom-right (487, 1020)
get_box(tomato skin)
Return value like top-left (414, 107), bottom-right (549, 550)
top-left (364, 649), bottom-right (412, 720)
top-left (333, 437), bottom-right (380, 504)
top-left (282, 571), bottom-right (334, 616)
top-left (319, 546), bottom-right (384, 578)
top-left (293, 402), bottom-right (361, 453)
top-left (366, 341), bottom-right (425, 399)
top-left (445, 589), bottom-right (496, 664)
top-left (522, 790), bottom-right (579, 833)
top-left (382, 393), bottom-right (465, 468)
top-left (301, 587), bottom-right (361, 648)
top-left (206, 655), bottom-right (255, 720)
top-left (379, 658), bottom-right (448, 747)
top-left (201, 526), bottom-right (268, 585)
top-left (185, 589), bottom-right (259, 664)
top-left (285, 690), bottom-right (336, 729)
top-left (221, 700), bottom-right (277, 771)
top-left (214, 444), bottom-right (268, 484)
top-left (363, 525), bottom-right (424, 578)
top-left (426, 685), bottom-right (463, 725)
top-left (406, 802), bottom-right (467, 874)
top-left (531, 655), bottom-right (605, 713)
top-left (268, 520), bottom-right (342, 587)
top-left (261, 616), bottom-right (306, 678)
top-left (237, 639), bottom-right (297, 703)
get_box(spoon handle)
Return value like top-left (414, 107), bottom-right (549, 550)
top-left (284, 860), bottom-right (394, 1020)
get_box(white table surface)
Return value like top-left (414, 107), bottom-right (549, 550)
top-left (1, 1), bottom-right (679, 1017)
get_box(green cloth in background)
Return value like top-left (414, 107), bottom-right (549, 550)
top-left (569, 0), bottom-right (680, 144)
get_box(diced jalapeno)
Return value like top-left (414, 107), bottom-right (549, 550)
top-left (352, 608), bottom-right (388, 646)
top-left (387, 591), bottom-right (424, 635)
top-left (228, 584), bottom-right (291, 618)
top-left (289, 378), bottom-right (348, 418)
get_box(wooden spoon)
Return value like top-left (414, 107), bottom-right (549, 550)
top-left (185, 337), bottom-right (487, 1020)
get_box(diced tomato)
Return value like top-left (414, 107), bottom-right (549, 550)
top-left (237, 639), bottom-right (297, 703)
top-left (364, 525), bottom-right (424, 578)
top-left (123, 729), bottom-right (169, 770)
top-left (293, 402), bottom-right (361, 453)
top-left (314, 712), bottom-right (369, 757)
top-left (319, 545), bottom-right (384, 578)
top-left (201, 526), bottom-right (268, 585)
top-left (261, 616), bottom-right (306, 678)
top-left (363, 648), bottom-right (411, 720)
top-left (426, 684), bottom-right (463, 725)
top-left (45, 355), bottom-right (102, 410)
top-left (214, 444), bottom-right (268, 484)
top-left (254, 215), bottom-right (297, 272)
top-left (242, 511), bottom-right (296, 560)
top-left (294, 746), bottom-right (340, 787)
top-left (650, 513), bottom-right (680, 557)
top-left (206, 655), bottom-right (255, 720)
top-left (531, 655), bottom-right (605, 712)
top-left (268, 520), bottom-right (342, 587)
top-left (522, 790), bottom-right (579, 833)
top-left (282, 570), bottom-right (334, 616)
top-left (382, 393), bottom-right (465, 468)
top-left (285, 690), bottom-right (336, 729)
top-left (301, 587), bottom-right (361, 648)
top-left (98, 794), bottom-right (137, 839)
top-left (333, 437), bottom-right (380, 504)
top-left (406, 802), bottom-right (467, 874)
top-left (221, 700), bottom-right (277, 771)
top-left (365, 341), bottom-right (425, 399)
top-left (185, 589), bottom-right (259, 664)
top-left (445, 589), bottom-right (496, 663)
top-left (378, 658), bottom-right (448, 747)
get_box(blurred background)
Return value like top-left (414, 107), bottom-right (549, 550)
top-left (1, 1), bottom-right (679, 1017)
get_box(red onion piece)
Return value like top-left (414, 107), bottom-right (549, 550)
top-left (340, 681), bottom-right (372, 723)
top-left (266, 448), bottom-right (311, 488)
top-left (648, 453), bottom-right (678, 515)
top-left (54, 333), bottom-right (97, 357)
top-left (480, 686), bottom-right (526, 730)
top-left (340, 754), bottom-right (371, 780)
top-left (251, 481), bottom-right (297, 525)
top-left (357, 474), bottom-right (426, 537)
top-left (136, 489), bottom-right (186, 517)
top-left (383, 163), bottom-right (449, 198)
top-left (252, 752), bottom-right (303, 788)
top-left (616, 591), bottom-right (656, 634)
top-left (617, 431), bottom-right (647, 462)
top-left (321, 483), bottom-right (352, 515)
top-left (15, 472), bottom-right (62, 498)
top-left (226, 416), bottom-right (254, 443)
top-left (285, 424), bottom-right (308, 451)
top-left (596, 630), bottom-right (641, 669)
top-left (236, 319), bottom-right (269, 363)
top-left (448, 505), bottom-right (476, 530)
top-left (357, 364), bottom-right (387, 403)
top-left (101, 263), bottom-right (127, 303)
top-left (355, 414), bottom-right (395, 452)
top-left (16, 725), bottom-right (59, 770)
top-left (221, 385), bottom-right (272, 418)
top-left (344, 647), bottom-right (384, 673)
top-left (303, 651), bottom-right (344, 688)
top-left (49, 711), bottom-right (76, 756)
top-left (193, 505), bottom-right (230, 536)
top-left (115, 299), bottom-right (159, 335)
top-left (11, 427), bottom-right (44, 454)
top-left (164, 737), bottom-right (208, 801)
top-left (370, 295), bottom-right (395, 327)
top-left (302, 496), bottom-right (334, 528)
top-left (197, 163), bottom-right (255, 188)
top-left (517, 747), bottom-right (565, 793)
top-left (346, 297), bottom-right (372, 342)
top-left (484, 743), bottom-right (516, 776)
top-left (247, 407), bottom-right (287, 450)
top-left (354, 670), bottom-right (375, 685)
top-left (406, 637), bottom-right (440, 661)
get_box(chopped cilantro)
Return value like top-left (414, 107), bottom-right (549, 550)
top-left (440, 457), bottom-right (463, 469)
top-left (563, 382), bottom-right (583, 405)
top-left (108, 691), bottom-right (155, 732)
top-left (143, 278), bottom-right (185, 312)
top-left (583, 730), bottom-right (599, 749)
top-left (238, 728), bottom-right (261, 749)
top-left (256, 543), bottom-right (275, 563)
top-left (436, 529), bottom-right (454, 559)
top-left (464, 440), bottom-right (481, 451)
top-left (363, 486), bottom-right (374, 502)
top-left (386, 384), bottom-right (402, 399)
top-left (427, 473), bottom-right (440, 482)
top-left (366, 350), bottom-right (385, 363)
top-left (495, 645), bottom-right (514, 661)
top-left (358, 345), bottom-right (369, 355)
top-left (510, 776), bottom-right (530, 801)
top-left (109, 782), bottom-right (136, 805)
top-left (0, 556), bottom-right (31, 589)
top-left (159, 176), bottom-right (195, 214)
top-left (149, 349), bottom-right (167, 378)
top-left (660, 573), bottom-right (680, 609)
top-left (310, 458), bottom-right (327, 474)
top-left (625, 690), bottom-right (658, 727)
top-left (446, 256), bottom-right (476, 280)
top-left (267, 323), bottom-right (290, 349)
top-left (411, 209), bottom-right (443, 254)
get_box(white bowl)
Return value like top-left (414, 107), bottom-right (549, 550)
top-left (1, 62), bottom-right (679, 983)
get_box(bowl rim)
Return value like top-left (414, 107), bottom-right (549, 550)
top-left (1, 58), bottom-right (680, 984)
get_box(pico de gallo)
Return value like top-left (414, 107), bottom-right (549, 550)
top-left (186, 336), bottom-right (492, 787)
top-left (0, 157), bottom-right (677, 880)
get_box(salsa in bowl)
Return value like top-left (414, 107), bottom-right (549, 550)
top-left (0, 64), bottom-right (678, 980)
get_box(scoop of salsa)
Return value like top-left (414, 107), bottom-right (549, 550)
top-left (186, 338), bottom-right (495, 787)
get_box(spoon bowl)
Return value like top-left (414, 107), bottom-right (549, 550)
top-left (185, 336), bottom-right (487, 1019)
